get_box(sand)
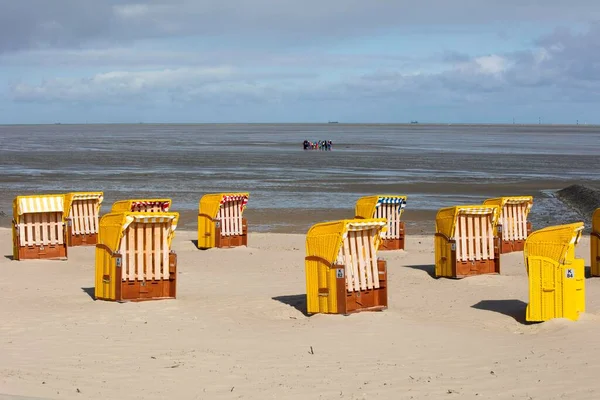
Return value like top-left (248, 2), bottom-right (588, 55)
top-left (1, 227), bottom-right (599, 400)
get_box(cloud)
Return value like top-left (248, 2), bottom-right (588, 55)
top-left (6, 19), bottom-right (600, 114)
top-left (2, 1), bottom-right (600, 53)
top-left (8, 66), bottom-right (321, 104)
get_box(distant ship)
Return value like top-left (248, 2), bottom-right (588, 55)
top-left (410, 121), bottom-right (419, 124)
top-left (328, 121), bottom-right (339, 124)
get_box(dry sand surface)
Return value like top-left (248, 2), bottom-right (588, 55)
top-left (1, 227), bottom-right (600, 400)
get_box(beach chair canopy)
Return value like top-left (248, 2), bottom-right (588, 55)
top-left (97, 212), bottom-right (179, 254)
top-left (483, 196), bottom-right (533, 212)
top-left (306, 218), bottom-right (387, 267)
top-left (355, 195), bottom-right (407, 219)
top-left (13, 194), bottom-right (65, 224)
top-left (199, 193), bottom-right (249, 219)
top-left (524, 222), bottom-right (584, 266)
top-left (111, 199), bottom-right (171, 213)
top-left (64, 192), bottom-right (103, 219)
top-left (435, 205), bottom-right (500, 239)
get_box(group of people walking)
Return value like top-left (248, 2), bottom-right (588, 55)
top-left (303, 140), bottom-right (333, 151)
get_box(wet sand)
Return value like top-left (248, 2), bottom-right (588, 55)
top-left (1, 123), bottom-right (599, 233)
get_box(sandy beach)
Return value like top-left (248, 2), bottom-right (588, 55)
top-left (1, 227), bottom-right (599, 399)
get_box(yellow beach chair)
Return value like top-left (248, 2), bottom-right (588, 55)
top-left (355, 195), bottom-right (407, 250)
top-left (592, 208), bottom-right (600, 277)
top-left (12, 194), bottom-right (68, 260)
top-left (305, 218), bottom-right (388, 314)
top-left (110, 198), bottom-right (172, 213)
top-left (435, 205), bottom-right (500, 278)
top-left (64, 192), bottom-right (104, 246)
top-left (524, 222), bottom-right (585, 322)
top-left (197, 193), bottom-right (249, 249)
top-left (483, 196), bottom-right (533, 253)
top-left (95, 211), bottom-right (179, 302)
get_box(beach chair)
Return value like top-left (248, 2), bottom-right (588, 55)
top-left (305, 218), bottom-right (388, 314)
top-left (197, 193), bottom-right (249, 249)
top-left (483, 196), bottom-right (533, 254)
top-left (110, 198), bottom-right (171, 213)
top-left (95, 211), bottom-right (179, 302)
top-left (64, 192), bottom-right (104, 246)
top-left (355, 195), bottom-right (407, 250)
top-left (592, 208), bottom-right (600, 277)
top-left (12, 194), bottom-right (68, 260)
top-left (524, 222), bottom-right (585, 322)
top-left (435, 205), bottom-right (500, 278)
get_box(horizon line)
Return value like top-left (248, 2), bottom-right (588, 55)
top-left (1, 122), bottom-right (598, 127)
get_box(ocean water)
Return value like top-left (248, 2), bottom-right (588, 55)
top-left (0, 123), bottom-right (598, 232)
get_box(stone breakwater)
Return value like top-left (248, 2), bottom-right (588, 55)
top-left (555, 184), bottom-right (600, 229)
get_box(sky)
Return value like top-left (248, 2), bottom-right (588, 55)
top-left (1, 1), bottom-right (600, 124)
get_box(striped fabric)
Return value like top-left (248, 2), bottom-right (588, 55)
top-left (71, 193), bottom-right (104, 203)
top-left (131, 201), bottom-right (170, 212)
top-left (124, 215), bottom-right (177, 231)
top-left (376, 197), bottom-right (406, 212)
top-left (457, 207), bottom-right (496, 215)
top-left (347, 221), bottom-right (387, 231)
top-left (505, 197), bottom-right (533, 206)
top-left (220, 194), bottom-right (249, 209)
top-left (17, 195), bottom-right (64, 215)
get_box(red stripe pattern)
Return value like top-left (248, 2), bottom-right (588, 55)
top-left (220, 195), bottom-right (249, 210)
top-left (130, 201), bottom-right (171, 212)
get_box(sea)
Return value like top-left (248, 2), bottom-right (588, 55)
top-left (1, 123), bottom-right (599, 233)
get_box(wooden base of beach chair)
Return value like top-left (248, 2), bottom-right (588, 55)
top-left (215, 218), bottom-right (248, 248)
top-left (437, 237), bottom-right (500, 279)
top-left (333, 259), bottom-right (388, 314)
top-left (499, 222), bottom-right (532, 254)
top-left (100, 253), bottom-right (177, 302)
top-left (67, 225), bottom-right (98, 246)
top-left (16, 243), bottom-right (67, 261)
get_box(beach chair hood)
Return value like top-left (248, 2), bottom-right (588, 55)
top-left (97, 212), bottom-right (179, 253)
top-left (13, 194), bottom-right (65, 224)
top-left (355, 195), bottom-right (407, 219)
top-left (110, 199), bottom-right (172, 213)
top-left (306, 218), bottom-right (387, 266)
top-left (435, 205), bottom-right (500, 239)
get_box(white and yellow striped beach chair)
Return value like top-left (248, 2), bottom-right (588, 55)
top-left (12, 194), bottom-right (68, 260)
top-left (435, 205), bottom-right (501, 278)
top-left (197, 193), bottom-right (249, 249)
top-left (95, 211), bottom-right (179, 302)
top-left (483, 196), bottom-right (533, 254)
top-left (305, 218), bottom-right (388, 314)
top-left (64, 192), bottom-right (104, 246)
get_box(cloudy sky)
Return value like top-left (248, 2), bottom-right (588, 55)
top-left (1, 1), bottom-right (599, 124)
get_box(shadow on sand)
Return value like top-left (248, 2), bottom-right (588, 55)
top-left (403, 264), bottom-right (437, 279)
top-left (81, 287), bottom-right (96, 301)
top-left (471, 299), bottom-right (539, 325)
top-left (4, 255), bottom-right (14, 260)
top-left (272, 294), bottom-right (310, 317)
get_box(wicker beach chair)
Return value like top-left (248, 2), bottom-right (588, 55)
top-left (305, 218), bottom-right (388, 314)
top-left (95, 211), bottom-right (179, 302)
top-left (197, 193), bottom-right (249, 249)
top-left (12, 194), bottom-right (68, 260)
